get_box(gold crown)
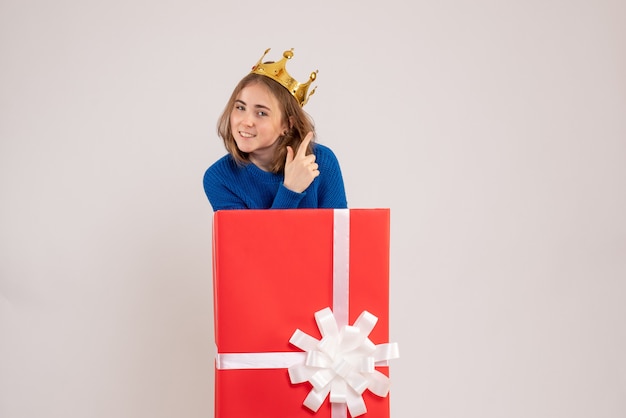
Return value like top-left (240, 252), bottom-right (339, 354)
top-left (250, 48), bottom-right (318, 107)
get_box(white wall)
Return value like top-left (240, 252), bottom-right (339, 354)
top-left (1, 0), bottom-right (625, 417)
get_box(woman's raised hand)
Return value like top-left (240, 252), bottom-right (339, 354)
top-left (283, 132), bottom-right (319, 193)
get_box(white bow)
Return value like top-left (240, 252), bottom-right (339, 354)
top-left (288, 307), bottom-right (400, 417)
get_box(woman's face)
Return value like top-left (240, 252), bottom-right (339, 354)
top-left (230, 82), bottom-right (288, 170)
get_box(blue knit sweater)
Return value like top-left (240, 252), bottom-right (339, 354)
top-left (203, 143), bottom-right (348, 211)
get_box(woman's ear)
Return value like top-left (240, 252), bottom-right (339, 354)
top-left (288, 116), bottom-right (295, 129)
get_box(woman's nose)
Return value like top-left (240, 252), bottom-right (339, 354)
top-left (243, 112), bottom-right (254, 126)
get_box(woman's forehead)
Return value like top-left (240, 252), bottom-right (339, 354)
top-left (237, 83), bottom-right (281, 110)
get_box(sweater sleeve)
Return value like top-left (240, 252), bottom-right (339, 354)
top-left (270, 184), bottom-right (307, 209)
top-left (203, 165), bottom-right (248, 211)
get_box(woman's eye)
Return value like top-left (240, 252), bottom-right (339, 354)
top-left (235, 105), bottom-right (245, 111)
top-left (257, 111), bottom-right (267, 117)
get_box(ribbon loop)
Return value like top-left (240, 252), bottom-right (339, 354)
top-left (366, 370), bottom-right (392, 397)
top-left (374, 342), bottom-right (400, 362)
top-left (345, 371), bottom-right (369, 394)
top-left (330, 379), bottom-right (347, 403)
top-left (316, 307), bottom-right (339, 338)
top-left (346, 390), bottom-right (368, 417)
top-left (307, 350), bottom-right (332, 368)
top-left (304, 386), bottom-right (330, 412)
top-left (288, 363), bottom-right (314, 383)
top-left (289, 329), bottom-right (320, 351)
top-left (353, 310), bottom-right (378, 337)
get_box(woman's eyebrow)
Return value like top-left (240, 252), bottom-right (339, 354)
top-left (234, 99), bottom-right (270, 111)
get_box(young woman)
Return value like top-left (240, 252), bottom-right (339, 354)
top-left (203, 49), bottom-right (347, 211)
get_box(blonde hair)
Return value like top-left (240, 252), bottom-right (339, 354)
top-left (217, 73), bottom-right (316, 174)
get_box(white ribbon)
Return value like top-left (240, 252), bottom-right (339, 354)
top-left (215, 209), bottom-right (399, 417)
top-left (216, 351), bottom-right (306, 369)
top-left (333, 209), bottom-right (350, 327)
top-left (288, 307), bottom-right (399, 417)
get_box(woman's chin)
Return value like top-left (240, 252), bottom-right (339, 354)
top-left (234, 140), bottom-right (253, 154)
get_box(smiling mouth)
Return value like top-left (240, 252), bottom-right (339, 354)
top-left (239, 131), bottom-right (255, 138)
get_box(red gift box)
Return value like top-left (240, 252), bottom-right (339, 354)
top-left (212, 209), bottom-right (395, 418)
